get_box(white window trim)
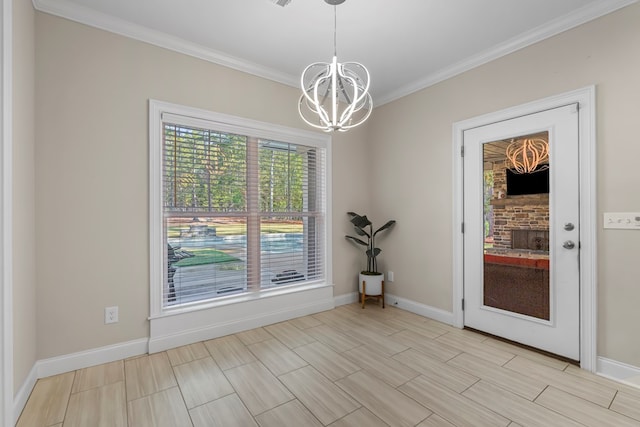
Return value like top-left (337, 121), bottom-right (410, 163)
top-left (148, 100), bottom-right (333, 350)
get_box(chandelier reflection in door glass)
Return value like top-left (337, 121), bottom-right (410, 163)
top-left (482, 132), bottom-right (550, 320)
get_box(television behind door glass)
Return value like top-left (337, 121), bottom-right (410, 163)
top-left (506, 166), bottom-right (549, 195)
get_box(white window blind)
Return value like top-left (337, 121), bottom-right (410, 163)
top-left (160, 113), bottom-right (326, 308)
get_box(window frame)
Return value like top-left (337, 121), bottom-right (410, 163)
top-left (149, 100), bottom-right (332, 318)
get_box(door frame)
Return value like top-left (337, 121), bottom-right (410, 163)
top-left (452, 86), bottom-right (596, 371)
top-left (1, 0), bottom-right (13, 423)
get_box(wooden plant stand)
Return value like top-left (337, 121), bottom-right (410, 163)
top-left (360, 279), bottom-right (385, 309)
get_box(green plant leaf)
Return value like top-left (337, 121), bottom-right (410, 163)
top-left (366, 248), bottom-right (381, 257)
top-left (345, 236), bottom-right (368, 246)
top-left (353, 226), bottom-right (369, 237)
top-left (373, 220), bottom-right (396, 236)
top-left (350, 214), bottom-right (372, 229)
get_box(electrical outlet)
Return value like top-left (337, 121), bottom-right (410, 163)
top-left (105, 306), bottom-right (119, 324)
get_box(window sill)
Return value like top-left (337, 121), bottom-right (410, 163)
top-left (148, 281), bottom-right (335, 353)
top-left (149, 281), bottom-right (333, 321)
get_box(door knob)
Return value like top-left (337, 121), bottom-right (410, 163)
top-left (562, 240), bottom-right (576, 249)
top-left (564, 223), bottom-right (575, 231)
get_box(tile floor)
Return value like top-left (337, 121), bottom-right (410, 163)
top-left (16, 303), bottom-right (640, 426)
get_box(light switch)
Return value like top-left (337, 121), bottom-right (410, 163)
top-left (603, 212), bottom-right (640, 229)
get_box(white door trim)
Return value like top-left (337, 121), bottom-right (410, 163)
top-left (452, 86), bottom-right (597, 371)
top-left (1, 0), bottom-right (14, 423)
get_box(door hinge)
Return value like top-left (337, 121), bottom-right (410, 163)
top-left (461, 299), bottom-right (465, 311)
top-left (461, 222), bottom-right (464, 233)
top-left (461, 145), bottom-right (465, 157)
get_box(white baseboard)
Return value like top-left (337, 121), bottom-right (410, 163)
top-left (334, 291), bottom-right (456, 326)
top-left (13, 363), bottom-right (38, 425)
top-left (12, 291), bottom-right (455, 423)
top-left (149, 286), bottom-right (335, 353)
top-left (385, 293), bottom-right (455, 325)
top-left (36, 338), bottom-right (149, 379)
top-left (597, 356), bottom-right (640, 389)
top-left (14, 291), bottom-right (640, 425)
top-left (12, 338), bottom-right (148, 424)
top-left (11, 289), bottom-right (335, 421)
top-left (334, 292), bottom-right (358, 306)
top-left (149, 298), bottom-right (334, 353)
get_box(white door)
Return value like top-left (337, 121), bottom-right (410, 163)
top-left (463, 104), bottom-right (580, 360)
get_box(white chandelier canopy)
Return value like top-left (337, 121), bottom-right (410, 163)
top-left (298, 0), bottom-right (372, 132)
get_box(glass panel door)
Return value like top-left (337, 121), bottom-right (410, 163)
top-left (463, 103), bottom-right (580, 360)
top-left (482, 132), bottom-right (550, 320)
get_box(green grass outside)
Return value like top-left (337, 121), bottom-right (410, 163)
top-left (168, 222), bottom-right (303, 238)
top-left (174, 248), bottom-right (241, 267)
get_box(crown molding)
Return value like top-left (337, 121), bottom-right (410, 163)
top-left (376, 0), bottom-right (638, 106)
top-left (32, 0), bottom-right (299, 89)
top-left (33, 0), bottom-right (637, 107)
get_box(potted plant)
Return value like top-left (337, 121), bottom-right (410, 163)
top-left (345, 212), bottom-right (396, 299)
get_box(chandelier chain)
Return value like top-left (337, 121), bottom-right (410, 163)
top-left (333, 6), bottom-right (337, 56)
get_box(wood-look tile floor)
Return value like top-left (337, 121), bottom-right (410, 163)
top-left (17, 304), bottom-right (640, 427)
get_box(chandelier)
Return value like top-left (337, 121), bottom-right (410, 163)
top-left (505, 137), bottom-right (549, 174)
top-left (298, 0), bottom-right (372, 132)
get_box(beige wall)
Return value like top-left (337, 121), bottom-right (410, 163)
top-left (13, 0), bottom-right (36, 393)
top-left (369, 4), bottom-right (640, 366)
top-left (31, 2), bottom-right (640, 369)
top-left (34, 12), bottom-right (369, 359)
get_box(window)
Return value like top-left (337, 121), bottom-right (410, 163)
top-left (150, 101), bottom-right (329, 314)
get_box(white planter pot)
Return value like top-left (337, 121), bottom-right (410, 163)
top-left (359, 272), bottom-right (384, 295)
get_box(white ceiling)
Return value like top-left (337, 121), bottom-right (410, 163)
top-left (34, 0), bottom-right (636, 105)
